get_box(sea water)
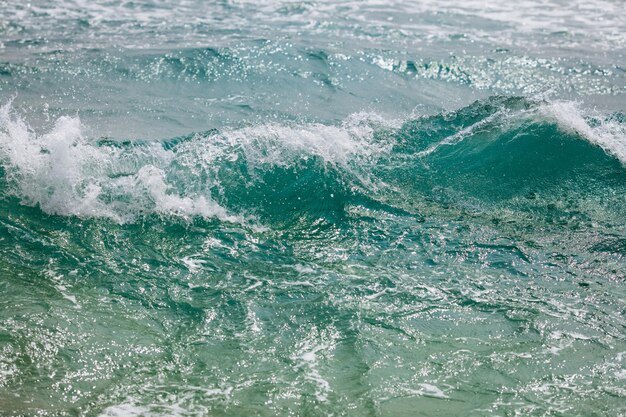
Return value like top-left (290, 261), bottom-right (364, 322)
top-left (0, 1), bottom-right (625, 415)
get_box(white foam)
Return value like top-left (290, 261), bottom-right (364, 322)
top-left (244, 280), bottom-right (263, 292)
top-left (282, 280), bottom-right (315, 287)
top-left (541, 101), bottom-right (626, 165)
top-left (292, 341), bottom-right (334, 402)
top-left (3, 101), bottom-right (622, 225)
top-left (98, 386), bottom-right (233, 417)
top-left (415, 107), bottom-right (510, 157)
top-left (180, 256), bottom-right (207, 273)
top-left (364, 287), bottom-right (394, 300)
top-left (0, 102), bottom-right (238, 223)
top-left (246, 303), bottom-right (262, 333)
top-left (44, 265), bottom-right (81, 309)
top-left (135, 165), bottom-right (240, 222)
top-left (293, 264), bottom-right (315, 274)
top-left (5, 0), bottom-right (624, 51)
top-left (416, 99), bottom-right (626, 166)
top-left (219, 112), bottom-right (393, 188)
top-left (0, 103), bottom-right (390, 223)
top-left (99, 403), bottom-right (150, 417)
top-left (406, 383), bottom-right (449, 399)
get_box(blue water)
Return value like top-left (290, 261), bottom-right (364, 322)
top-left (1, 1), bottom-right (625, 416)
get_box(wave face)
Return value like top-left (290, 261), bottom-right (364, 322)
top-left (1, 97), bottom-right (626, 416)
top-left (1, 1), bottom-right (626, 416)
top-left (2, 98), bottom-right (625, 225)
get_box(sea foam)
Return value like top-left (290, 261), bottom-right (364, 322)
top-left (0, 103), bottom-right (390, 223)
top-left (0, 102), bottom-right (237, 223)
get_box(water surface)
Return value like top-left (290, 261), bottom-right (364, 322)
top-left (0, 1), bottom-right (625, 415)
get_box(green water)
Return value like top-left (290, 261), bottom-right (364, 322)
top-left (1, 1), bottom-right (626, 416)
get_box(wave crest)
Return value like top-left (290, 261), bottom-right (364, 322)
top-left (1, 97), bottom-right (625, 224)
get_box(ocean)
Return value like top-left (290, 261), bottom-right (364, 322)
top-left (0, 1), bottom-right (625, 415)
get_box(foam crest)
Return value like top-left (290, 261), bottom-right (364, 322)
top-left (0, 104), bottom-right (388, 223)
top-left (1, 100), bottom-right (624, 224)
top-left (540, 101), bottom-right (626, 165)
top-left (218, 113), bottom-right (392, 186)
top-left (0, 103), bottom-right (236, 223)
top-left (414, 98), bottom-right (626, 167)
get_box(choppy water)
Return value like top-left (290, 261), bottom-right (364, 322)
top-left (1, 1), bottom-right (625, 416)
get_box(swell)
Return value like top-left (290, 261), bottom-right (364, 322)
top-left (0, 96), bottom-right (625, 227)
top-left (2, 47), bottom-right (622, 97)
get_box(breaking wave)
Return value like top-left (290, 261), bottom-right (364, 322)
top-left (1, 96), bottom-right (625, 226)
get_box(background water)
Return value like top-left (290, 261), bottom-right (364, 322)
top-left (1, 1), bottom-right (625, 416)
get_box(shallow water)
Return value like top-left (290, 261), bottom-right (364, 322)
top-left (1, 1), bottom-right (625, 416)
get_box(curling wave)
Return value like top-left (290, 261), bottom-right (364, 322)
top-left (1, 96), bottom-right (625, 226)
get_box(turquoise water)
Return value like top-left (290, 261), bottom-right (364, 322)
top-left (1, 1), bottom-right (626, 416)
